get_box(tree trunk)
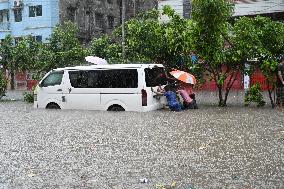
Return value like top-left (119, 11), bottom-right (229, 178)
top-left (268, 89), bottom-right (275, 108)
top-left (10, 69), bottom-right (15, 90)
top-left (218, 85), bottom-right (224, 106)
top-left (223, 72), bottom-right (238, 107)
top-left (223, 88), bottom-right (230, 107)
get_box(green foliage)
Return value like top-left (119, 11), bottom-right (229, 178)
top-left (192, 0), bottom-right (233, 63)
top-left (233, 16), bottom-right (284, 107)
top-left (0, 35), bottom-right (14, 71)
top-left (90, 35), bottom-right (122, 63)
top-left (0, 35), bottom-right (43, 72)
top-left (42, 21), bottom-right (87, 71)
top-left (92, 7), bottom-right (195, 68)
top-left (23, 91), bottom-right (34, 103)
top-left (233, 16), bottom-right (284, 73)
top-left (244, 83), bottom-right (265, 107)
top-left (16, 36), bottom-right (43, 72)
top-left (0, 71), bottom-right (7, 99)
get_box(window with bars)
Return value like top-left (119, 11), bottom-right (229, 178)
top-left (34, 35), bottom-right (42, 43)
top-left (14, 9), bottom-right (22, 22)
top-left (107, 16), bottom-right (114, 29)
top-left (14, 37), bottom-right (23, 45)
top-left (67, 7), bottom-right (76, 22)
top-left (95, 13), bottom-right (104, 28)
top-left (0, 9), bottom-right (9, 23)
top-left (29, 5), bottom-right (42, 17)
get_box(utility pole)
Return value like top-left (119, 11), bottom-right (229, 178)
top-left (122, 0), bottom-right (126, 62)
top-left (133, 0), bottom-right (136, 17)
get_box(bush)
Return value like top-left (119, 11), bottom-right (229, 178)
top-left (23, 87), bottom-right (35, 103)
top-left (0, 72), bottom-right (7, 99)
top-left (244, 83), bottom-right (266, 107)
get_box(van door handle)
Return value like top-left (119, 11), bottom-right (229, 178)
top-left (57, 89), bottom-right (62, 92)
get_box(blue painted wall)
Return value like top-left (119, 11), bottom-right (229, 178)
top-left (0, 0), bottom-right (59, 42)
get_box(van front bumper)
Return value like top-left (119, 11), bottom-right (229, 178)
top-left (33, 101), bottom-right (38, 109)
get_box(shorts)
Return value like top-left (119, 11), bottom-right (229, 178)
top-left (183, 100), bottom-right (198, 109)
top-left (169, 103), bottom-right (182, 112)
top-left (276, 86), bottom-right (284, 105)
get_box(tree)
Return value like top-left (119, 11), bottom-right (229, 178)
top-left (14, 36), bottom-right (43, 75)
top-left (0, 35), bottom-right (17, 90)
top-left (0, 35), bottom-right (45, 89)
top-left (257, 18), bottom-right (284, 107)
top-left (233, 16), bottom-right (284, 107)
top-left (91, 7), bottom-right (194, 69)
top-left (0, 71), bottom-right (7, 99)
top-left (191, 0), bottom-right (243, 106)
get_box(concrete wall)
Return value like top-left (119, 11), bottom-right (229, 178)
top-left (158, 0), bottom-right (183, 22)
top-left (158, 0), bottom-right (284, 21)
top-left (59, 0), bottom-right (121, 43)
top-left (233, 0), bottom-right (284, 16)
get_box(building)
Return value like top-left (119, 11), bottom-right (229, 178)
top-left (0, 0), bottom-right (157, 43)
top-left (0, 0), bottom-right (157, 90)
top-left (59, 0), bottom-right (158, 43)
top-left (0, 0), bottom-right (59, 42)
top-left (59, 0), bottom-right (121, 42)
top-left (232, 0), bottom-right (284, 21)
top-left (158, 0), bottom-right (284, 22)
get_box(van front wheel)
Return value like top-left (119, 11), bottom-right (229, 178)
top-left (108, 105), bottom-right (125, 111)
top-left (46, 103), bottom-right (61, 109)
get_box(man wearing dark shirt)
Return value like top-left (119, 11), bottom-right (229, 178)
top-left (276, 57), bottom-right (284, 110)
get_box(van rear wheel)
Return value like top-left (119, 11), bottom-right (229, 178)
top-left (108, 105), bottom-right (125, 111)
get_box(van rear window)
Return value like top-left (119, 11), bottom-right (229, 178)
top-left (145, 67), bottom-right (167, 87)
top-left (69, 69), bottom-right (138, 88)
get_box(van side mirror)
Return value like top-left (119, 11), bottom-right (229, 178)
top-left (39, 82), bottom-right (44, 88)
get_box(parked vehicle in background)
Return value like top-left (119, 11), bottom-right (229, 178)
top-left (34, 64), bottom-right (167, 112)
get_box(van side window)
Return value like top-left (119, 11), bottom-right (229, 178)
top-left (98, 69), bottom-right (138, 88)
top-left (69, 70), bottom-right (100, 88)
top-left (145, 67), bottom-right (167, 87)
top-left (41, 71), bottom-right (63, 87)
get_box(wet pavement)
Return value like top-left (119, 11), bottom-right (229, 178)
top-left (0, 98), bottom-right (284, 188)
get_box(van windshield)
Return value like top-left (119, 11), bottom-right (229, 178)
top-left (41, 71), bottom-right (63, 87)
top-left (145, 67), bottom-right (167, 87)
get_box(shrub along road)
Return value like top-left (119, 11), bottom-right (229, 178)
top-left (0, 101), bottom-right (283, 189)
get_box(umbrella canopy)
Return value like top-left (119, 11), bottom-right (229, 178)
top-left (85, 56), bottom-right (108, 65)
top-left (169, 70), bottom-right (196, 85)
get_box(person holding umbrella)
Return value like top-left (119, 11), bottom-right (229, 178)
top-left (169, 70), bottom-right (198, 109)
top-left (176, 84), bottom-right (197, 109)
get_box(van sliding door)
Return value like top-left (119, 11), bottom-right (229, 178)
top-left (64, 70), bottom-right (101, 110)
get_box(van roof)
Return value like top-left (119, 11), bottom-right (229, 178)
top-left (53, 64), bottom-right (164, 71)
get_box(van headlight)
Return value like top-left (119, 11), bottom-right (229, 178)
top-left (34, 94), bottom-right (37, 101)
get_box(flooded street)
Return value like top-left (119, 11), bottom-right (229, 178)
top-left (0, 101), bottom-right (283, 188)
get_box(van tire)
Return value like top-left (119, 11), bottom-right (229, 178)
top-left (46, 103), bottom-right (61, 109)
top-left (108, 105), bottom-right (125, 111)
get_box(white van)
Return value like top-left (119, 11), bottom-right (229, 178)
top-left (34, 64), bottom-right (167, 112)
